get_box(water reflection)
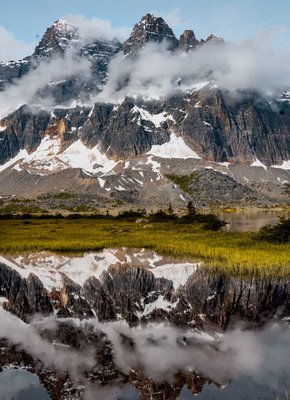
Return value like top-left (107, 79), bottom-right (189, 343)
top-left (0, 369), bottom-right (51, 400)
top-left (0, 247), bottom-right (289, 400)
top-left (217, 209), bottom-right (290, 232)
top-left (180, 376), bottom-right (287, 400)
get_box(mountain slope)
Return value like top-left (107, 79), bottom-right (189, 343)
top-left (0, 14), bottom-right (289, 208)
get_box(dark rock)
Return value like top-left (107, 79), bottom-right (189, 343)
top-left (179, 30), bottom-right (199, 51)
top-left (123, 13), bottom-right (179, 55)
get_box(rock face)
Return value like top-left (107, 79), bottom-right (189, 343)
top-left (179, 30), bottom-right (200, 51)
top-left (33, 20), bottom-right (79, 58)
top-left (0, 13), bottom-right (290, 207)
top-left (0, 19), bottom-right (121, 101)
top-left (123, 13), bottom-right (179, 54)
top-left (2, 90), bottom-right (290, 166)
top-left (177, 88), bottom-right (290, 165)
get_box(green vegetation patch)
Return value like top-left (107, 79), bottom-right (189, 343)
top-left (166, 172), bottom-right (200, 195)
top-left (256, 217), bottom-right (290, 244)
top-left (37, 192), bottom-right (78, 200)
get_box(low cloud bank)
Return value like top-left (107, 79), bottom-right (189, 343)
top-left (1, 21), bottom-right (290, 119)
top-left (99, 30), bottom-right (290, 101)
top-left (63, 14), bottom-right (130, 43)
top-left (0, 51), bottom-right (91, 119)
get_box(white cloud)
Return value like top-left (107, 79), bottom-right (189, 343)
top-left (62, 14), bottom-right (130, 43)
top-left (0, 25), bottom-right (34, 61)
top-left (99, 29), bottom-right (290, 102)
top-left (0, 51), bottom-right (92, 118)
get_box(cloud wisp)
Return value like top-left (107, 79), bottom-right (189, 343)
top-left (1, 310), bottom-right (290, 396)
top-left (62, 14), bottom-right (130, 43)
top-left (0, 51), bottom-right (92, 119)
top-left (99, 29), bottom-right (290, 101)
top-left (0, 25), bottom-right (34, 62)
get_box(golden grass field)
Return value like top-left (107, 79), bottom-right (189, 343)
top-left (1, 218), bottom-right (289, 277)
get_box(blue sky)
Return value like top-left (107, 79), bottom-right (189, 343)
top-left (1, 0), bottom-right (290, 59)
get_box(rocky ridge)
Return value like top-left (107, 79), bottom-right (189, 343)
top-left (0, 14), bottom-right (290, 207)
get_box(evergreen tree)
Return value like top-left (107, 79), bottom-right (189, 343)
top-left (187, 200), bottom-right (196, 217)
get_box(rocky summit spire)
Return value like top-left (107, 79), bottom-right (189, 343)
top-left (204, 34), bottom-right (224, 44)
top-left (33, 20), bottom-right (79, 58)
top-left (123, 13), bottom-right (179, 55)
top-left (179, 30), bottom-right (199, 52)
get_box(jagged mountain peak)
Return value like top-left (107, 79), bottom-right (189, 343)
top-left (205, 34), bottom-right (224, 43)
top-left (33, 19), bottom-right (79, 58)
top-left (123, 13), bottom-right (178, 54)
top-left (179, 29), bottom-right (199, 51)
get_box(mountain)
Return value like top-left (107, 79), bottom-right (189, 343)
top-left (123, 13), bottom-right (179, 54)
top-left (0, 19), bottom-right (121, 101)
top-left (0, 14), bottom-right (289, 209)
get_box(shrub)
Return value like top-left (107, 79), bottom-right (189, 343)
top-left (256, 217), bottom-right (290, 243)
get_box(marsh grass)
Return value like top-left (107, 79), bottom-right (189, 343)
top-left (1, 218), bottom-right (289, 277)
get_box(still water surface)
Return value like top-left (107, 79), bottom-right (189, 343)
top-left (216, 208), bottom-right (290, 232)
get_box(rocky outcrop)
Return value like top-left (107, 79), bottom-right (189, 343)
top-left (123, 14), bottom-right (179, 54)
top-left (179, 88), bottom-right (290, 165)
top-left (179, 30), bottom-right (199, 51)
top-left (33, 20), bottom-right (78, 58)
top-left (0, 19), bottom-right (122, 103)
top-left (1, 89), bottom-right (290, 170)
top-left (81, 98), bottom-right (170, 157)
top-left (0, 105), bottom-right (51, 163)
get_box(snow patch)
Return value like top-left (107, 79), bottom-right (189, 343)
top-left (59, 139), bottom-right (116, 174)
top-left (203, 121), bottom-right (212, 128)
top-left (98, 177), bottom-right (106, 188)
top-left (0, 149), bottom-right (29, 173)
top-left (251, 158), bottom-right (267, 170)
top-left (132, 106), bottom-right (175, 127)
top-left (0, 252), bottom-right (120, 291)
top-left (147, 133), bottom-right (201, 160)
top-left (271, 160), bottom-right (290, 170)
top-left (146, 156), bottom-right (162, 180)
top-left (0, 136), bottom-right (116, 175)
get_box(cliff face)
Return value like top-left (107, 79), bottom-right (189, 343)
top-left (1, 14), bottom-right (290, 207)
top-left (1, 90), bottom-right (290, 166)
top-left (179, 89), bottom-right (290, 165)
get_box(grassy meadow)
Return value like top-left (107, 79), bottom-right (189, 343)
top-left (0, 217), bottom-right (289, 277)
